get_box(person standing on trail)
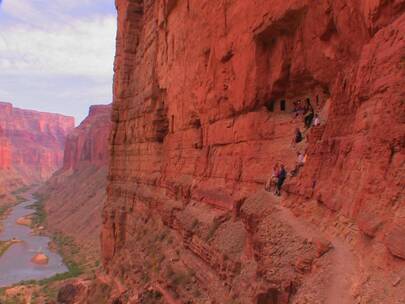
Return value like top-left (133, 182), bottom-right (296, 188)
top-left (291, 152), bottom-right (305, 176)
top-left (265, 163), bottom-right (280, 192)
top-left (275, 164), bottom-right (287, 196)
top-left (304, 109), bottom-right (315, 128)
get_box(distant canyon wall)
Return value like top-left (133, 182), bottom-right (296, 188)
top-left (0, 102), bottom-right (74, 204)
top-left (0, 101), bottom-right (75, 182)
top-left (63, 104), bottom-right (111, 171)
top-left (40, 104), bottom-right (111, 258)
top-left (0, 126), bottom-right (11, 170)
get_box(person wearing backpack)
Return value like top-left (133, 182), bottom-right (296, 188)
top-left (275, 164), bottom-right (287, 196)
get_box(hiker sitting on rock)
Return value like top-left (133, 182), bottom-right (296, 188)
top-left (313, 113), bottom-right (320, 127)
top-left (292, 128), bottom-right (303, 146)
top-left (265, 163), bottom-right (280, 192)
top-left (275, 164), bottom-right (287, 196)
top-left (291, 152), bottom-right (306, 176)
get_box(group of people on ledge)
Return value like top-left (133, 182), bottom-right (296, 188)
top-left (292, 98), bottom-right (320, 129)
top-left (265, 163), bottom-right (287, 196)
top-left (265, 151), bottom-right (307, 196)
top-left (265, 98), bottom-right (321, 196)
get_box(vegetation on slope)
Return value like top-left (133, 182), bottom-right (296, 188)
top-left (0, 240), bottom-right (15, 258)
top-left (0, 192), bottom-right (94, 304)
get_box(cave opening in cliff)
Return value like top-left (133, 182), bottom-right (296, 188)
top-left (253, 7), bottom-right (334, 118)
top-left (253, 7), bottom-right (310, 113)
top-left (266, 99), bottom-right (275, 112)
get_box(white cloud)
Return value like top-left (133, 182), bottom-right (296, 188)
top-left (0, 16), bottom-right (116, 77)
top-left (0, 0), bottom-right (116, 122)
top-left (2, 0), bottom-right (106, 25)
top-left (0, 0), bottom-right (116, 77)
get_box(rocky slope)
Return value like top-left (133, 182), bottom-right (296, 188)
top-left (39, 105), bottom-right (111, 259)
top-left (81, 1), bottom-right (404, 303)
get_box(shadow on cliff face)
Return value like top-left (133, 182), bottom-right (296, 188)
top-left (256, 288), bottom-right (279, 304)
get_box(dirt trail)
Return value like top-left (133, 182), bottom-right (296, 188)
top-left (326, 237), bottom-right (357, 304)
top-left (274, 202), bottom-right (358, 304)
top-left (272, 108), bottom-right (359, 303)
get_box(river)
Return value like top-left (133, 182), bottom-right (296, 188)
top-left (0, 194), bottom-right (68, 287)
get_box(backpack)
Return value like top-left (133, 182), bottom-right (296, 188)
top-left (279, 168), bottom-right (287, 180)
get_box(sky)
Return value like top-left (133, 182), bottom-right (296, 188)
top-left (0, 0), bottom-right (117, 124)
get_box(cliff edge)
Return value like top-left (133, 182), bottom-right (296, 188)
top-left (84, 1), bottom-right (404, 303)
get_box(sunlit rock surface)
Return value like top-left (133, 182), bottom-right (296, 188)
top-left (71, 0), bottom-right (405, 303)
top-left (0, 102), bottom-right (74, 204)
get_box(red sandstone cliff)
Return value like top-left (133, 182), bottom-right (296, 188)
top-left (63, 105), bottom-right (111, 171)
top-left (80, 1), bottom-right (405, 303)
top-left (39, 104), bottom-right (111, 259)
top-left (0, 126), bottom-right (11, 170)
top-left (0, 102), bottom-right (74, 205)
top-left (0, 101), bottom-right (75, 181)
top-left (0, 126), bottom-right (13, 204)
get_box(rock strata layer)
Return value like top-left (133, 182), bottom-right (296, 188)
top-left (85, 1), bottom-right (404, 303)
top-left (39, 105), bottom-right (111, 259)
top-left (0, 102), bottom-right (74, 203)
top-left (0, 101), bottom-right (74, 180)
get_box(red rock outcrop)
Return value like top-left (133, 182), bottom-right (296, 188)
top-left (0, 125), bottom-right (21, 204)
top-left (39, 104), bottom-right (111, 259)
top-left (0, 126), bottom-right (11, 170)
top-left (0, 127), bottom-right (13, 203)
top-left (0, 101), bottom-right (75, 181)
top-left (63, 105), bottom-right (111, 170)
top-left (88, 1), bottom-right (404, 303)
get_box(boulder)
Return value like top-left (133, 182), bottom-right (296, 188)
top-left (31, 252), bottom-right (49, 265)
top-left (16, 216), bottom-right (32, 227)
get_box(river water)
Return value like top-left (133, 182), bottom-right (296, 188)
top-left (0, 194), bottom-right (68, 287)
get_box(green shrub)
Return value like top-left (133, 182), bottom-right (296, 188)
top-left (26, 199), bottom-right (47, 228)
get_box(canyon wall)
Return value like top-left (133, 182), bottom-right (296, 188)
top-left (40, 104), bottom-right (111, 259)
top-left (0, 102), bottom-right (74, 204)
top-left (0, 126), bottom-right (11, 170)
top-left (63, 105), bottom-right (111, 171)
top-left (0, 126), bottom-right (13, 204)
top-left (87, 1), bottom-right (404, 303)
top-left (0, 101), bottom-right (75, 182)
